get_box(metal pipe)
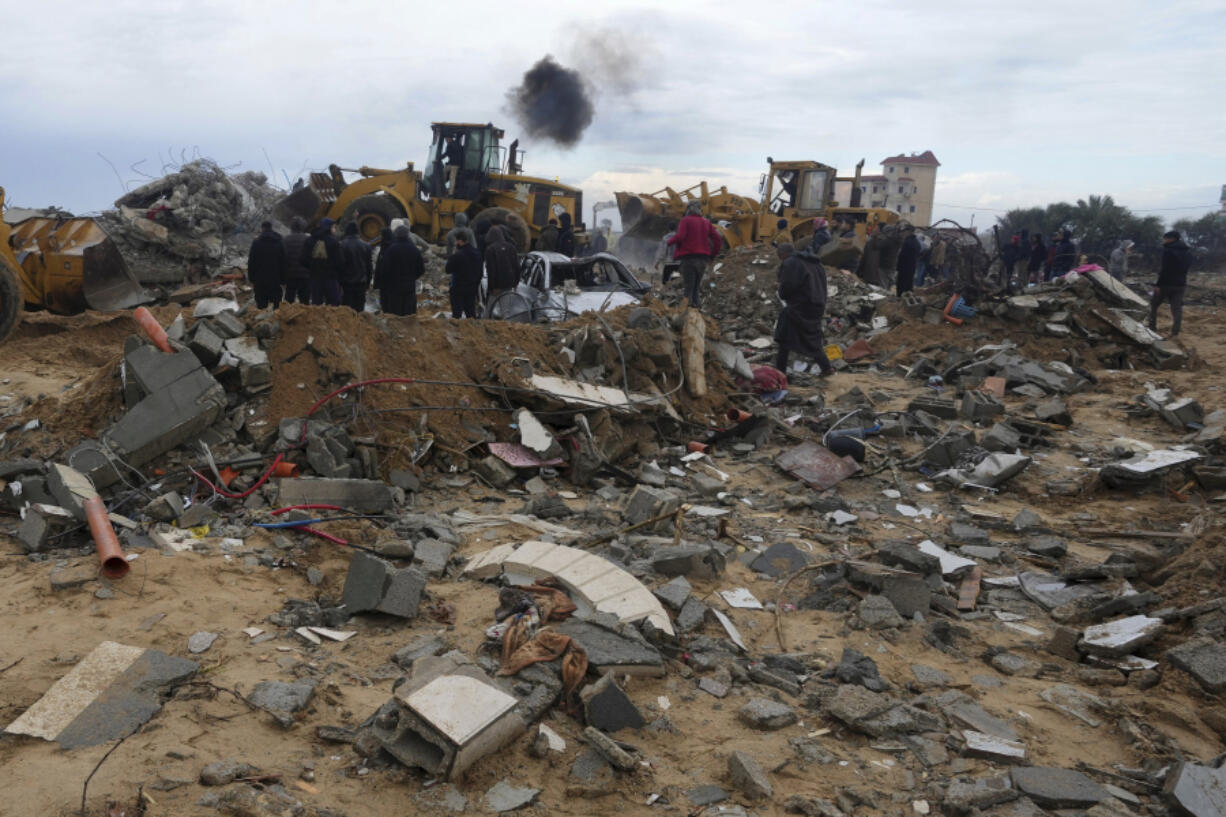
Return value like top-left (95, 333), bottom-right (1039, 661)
top-left (83, 496), bottom-right (129, 579)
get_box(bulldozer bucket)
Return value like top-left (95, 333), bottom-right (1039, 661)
top-left (273, 185), bottom-right (324, 227)
top-left (10, 216), bottom-right (148, 314)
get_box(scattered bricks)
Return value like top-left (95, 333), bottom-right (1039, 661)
top-left (341, 550), bottom-right (427, 619)
top-left (103, 368), bottom-right (226, 467)
top-left (188, 321), bottom-right (225, 366)
top-left (901, 292), bottom-right (925, 317)
top-left (728, 751), bottom-right (773, 800)
top-left (1034, 397), bottom-right (1073, 426)
top-left (919, 430), bottom-right (976, 469)
top-left (653, 576), bottom-right (692, 612)
top-left (960, 390), bottom-right (1005, 421)
top-left (471, 455), bottom-right (516, 489)
top-left (982, 421), bottom-right (1024, 452)
top-left (210, 310), bottom-right (245, 339)
top-left (738, 698), bottom-right (798, 730)
top-left (1010, 767), bottom-right (1107, 809)
top-left (907, 395), bottom-right (959, 420)
top-left (580, 673), bottom-right (645, 733)
top-left (962, 731), bottom-right (1028, 764)
top-left (624, 484), bottom-right (682, 532)
top-left (223, 336), bottom-right (271, 389)
top-left (1026, 535), bottom-right (1067, 558)
top-left (1166, 637), bottom-right (1226, 693)
top-left (881, 575), bottom-right (931, 618)
top-left (412, 539), bottom-right (454, 578)
top-left (650, 543), bottom-right (725, 579)
top-left (18, 504), bottom-right (74, 552)
top-left (275, 477), bottom-right (395, 514)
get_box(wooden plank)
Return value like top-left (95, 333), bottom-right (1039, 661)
top-left (681, 308), bottom-right (708, 398)
top-left (957, 566), bottom-right (982, 612)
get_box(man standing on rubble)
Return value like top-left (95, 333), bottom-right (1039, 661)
top-left (896, 225), bottom-right (920, 295)
top-left (447, 233), bottom-right (483, 318)
top-left (379, 226), bottom-right (425, 316)
top-left (484, 225), bottom-right (519, 309)
top-left (246, 221), bottom-right (286, 309)
top-left (303, 218), bottom-right (343, 306)
top-left (1027, 233), bottom-right (1046, 286)
top-left (1050, 228), bottom-right (1077, 280)
top-left (667, 201), bottom-right (722, 310)
top-left (1150, 230), bottom-right (1191, 336)
top-left (282, 218), bottom-right (312, 303)
top-left (339, 223), bottom-right (373, 312)
top-left (928, 233), bottom-right (948, 282)
top-left (774, 243), bottom-right (834, 377)
top-left (1110, 240), bottom-right (1134, 281)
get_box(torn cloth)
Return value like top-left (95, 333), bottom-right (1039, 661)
top-left (498, 627), bottom-right (589, 700)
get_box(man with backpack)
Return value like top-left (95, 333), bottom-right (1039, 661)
top-left (302, 218), bottom-right (344, 306)
top-left (773, 242), bottom-right (833, 377)
top-left (339, 222), bottom-right (373, 312)
top-left (282, 217), bottom-right (312, 303)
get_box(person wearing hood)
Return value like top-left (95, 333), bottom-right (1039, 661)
top-left (446, 233), bottom-right (483, 318)
top-left (809, 217), bottom-right (832, 253)
top-left (896, 226), bottom-right (920, 295)
top-left (484, 225), bottom-right (519, 307)
top-left (1109, 240), bottom-right (1134, 281)
top-left (302, 217), bottom-right (343, 305)
top-left (667, 201), bottom-right (722, 310)
top-left (557, 212), bottom-right (576, 256)
top-left (1049, 228), bottom-right (1076, 280)
top-left (445, 213), bottom-right (476, 259)
top-left (772, 218), bottom-right (793, 247)
top-left (247, 221), bottom-right (286, 309)
top-left (379, 226), bottom-right (425, 316)
top-left (282, 217), bottom-right (312, 303)
top-left (373, 227), bottom-right (394, 293)
top-left (339, 222), bottom-right (373, 312)
top-left (539, 218), bottom-right (559, 252)
top-left (1000, 233), bottom-right (1022, 289)
top-left (773, 242), bottom-right (833, 377)
top-left (1027, 233), bottom-right (1046, 286)
top-left (929, 233), bottom-right (948, 282)
top-left (1150, 230), bottom-right (1191, 336)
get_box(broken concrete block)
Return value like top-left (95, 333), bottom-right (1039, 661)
top-left (934, 689), bottom-right (1019, 741)
top-left (858, 594), bottom-right (906, 629)
top-left (990, 652), bottom-right (1042, 677)
top-left (1079, 615), bottom-right (1162, 657)
top-left (624, 484), bottom-right (681, 532)
top-left (961, 390), bottom-right (1005, 421)
top-left (4, 641), bottom-right (197, 749)
top-left (653, 576), bottom-right (692, 612)
top-left (341, 550), bottom-right (427, 619)
top-left (188, 321), bottom-right (225, 366)
top-left (1026, 535), bottom-right (1067, 558)
top-left (103, 367), bottom-right (226, 466)
top-left (650, 543), bottom-right (725, 579)
top-left (738, 698), bottom-right (797, 730)
top-left (919, 429), bottom-right (976, 468)
top-left (878, 541), bottom-right (941, 574)
top-left (556, 619), bottom-right (665, 677)
top-left (963, 730), bottom-right (1027, 763)
top-left (485, 781), bottom-right (539, 813)
top-left (1034, 397), bottom-right (1072, 426)
top-left (728, 750), bottom-right (772, 800)
top-left (582, 725), bottom-right (637, 770)
top-left (881, 574), bottom-right (931, 618)
top-left (982, 421), bottom-right (1024, 452)
top-left (125, 345), bottom-right (204, 400)
top-left (210, 310), bottom-right (245, 338)
top-left (224, 336), bottom-right (271, 388)
top-left (675, 596), bottom-right (709, 633)
top-left (1166, 637), bottom-right (1226, 693)
top-left (472, 455), bottom-right (517, 488)
top-left (275, 477), bottom-right (394, 514)
top-left (750, 541), bottom-right (811, 578)
top-left (581, 673), bottom-right (644, 733)
top-left (248, 680), bottom-right (315, 714)
top-left (412, 539), bottom-right (454, 578)
top-left (143, 492), bottom-right (184, 523)
top-left (1010, 767), bottom-right (1107, 809)
top-left (17, 504), bottom-right (74, 552)
top-left (944, 776), bottom-right (1018, 813)
top-left (1164, 760), bottom-right (1226, 817)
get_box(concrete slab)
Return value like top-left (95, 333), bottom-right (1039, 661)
top-left (1166, 638), bottom-right (1226, 693)
top-left (1164, 761), bottom-right (1226, 817)
top-left (555, 619), bottom-right (664, 677)
top-left (1010, 766), bottom-right (1107, 809)
top-left (275, 477), bottom-right (395, 514)
top-left (1080, 615), bottom-right (1162, 657)
top-left (103, 367), bottom-right (225, 466)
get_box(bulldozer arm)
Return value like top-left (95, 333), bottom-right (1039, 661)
top-left (9, 215), bottom-right (148, 314)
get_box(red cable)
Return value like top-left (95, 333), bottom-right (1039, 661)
top-left (189, 453), bottom-right (284, 499)
top-left (300, 526), bottom-right (348, 545)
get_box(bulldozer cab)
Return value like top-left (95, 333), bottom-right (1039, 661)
top-left (761, 160), bottom-right (837, 217)
top-left (424, 122), bottom-right (503, 200)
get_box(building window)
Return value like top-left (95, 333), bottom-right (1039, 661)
top-left (913, 185), bottom-right (918, 193)
top-left (860, 185), bottom-right (866, 192)
top-left (910, 205), bottom-right (916, 213)
top-left (904, 166), bottom-right (910, 173)
top-left (888, 167), bottom-right (894, 174)
top-left (896, 205), bottom-right (902, 212)
top-left (898, 185), bottom-right (905, 194)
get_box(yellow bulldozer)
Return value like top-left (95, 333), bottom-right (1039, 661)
top-left (615, 158), bottom-right (899, 268)
top-left (0, 186), bottom-right (148, 343)
top-left (275, 122), bottom-right (585, 252)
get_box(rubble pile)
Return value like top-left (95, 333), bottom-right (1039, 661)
top-left (1, 266), bottom-right (1224, 817)
top-left (98, 160), bottom-right (286, 285)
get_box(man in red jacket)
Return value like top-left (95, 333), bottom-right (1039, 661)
top-left (667, 201), bottom-right (722, 310)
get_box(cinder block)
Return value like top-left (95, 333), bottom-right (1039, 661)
top-left (341, 550), bottom-right (426, 619)
top-left (103, 368), bottom-right (226, 466)
top-left (275, 478), bottom-right (395, 514)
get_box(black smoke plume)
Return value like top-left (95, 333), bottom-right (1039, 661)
top-left (505, 56), bottom-right (595, 148)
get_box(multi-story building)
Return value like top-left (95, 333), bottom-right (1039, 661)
top-left (857, 151), bottom-right (940, 227)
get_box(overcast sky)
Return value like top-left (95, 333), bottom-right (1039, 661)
top-left (3, 0), bottom-right (1224, 229)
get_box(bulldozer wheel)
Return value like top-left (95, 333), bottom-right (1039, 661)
top-left (341, 194), bottom-right (406, 243)
top-left (471, 207), bottom-right (530, 254)
top-left (0, 260), bottom-right (22, 344)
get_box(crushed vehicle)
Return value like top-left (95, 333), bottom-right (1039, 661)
top-left (484, 251), bottom-right (650, 321)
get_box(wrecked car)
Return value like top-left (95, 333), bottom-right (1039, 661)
top-left (484, 251), bottom-right (651, 321)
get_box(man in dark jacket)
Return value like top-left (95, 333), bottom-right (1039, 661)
top-left (302, 218), bottom-right (343, 305)
top-left (1000, 233), bottom-right (1022, 290)
top-left (1027, 234), bottom-right (1046, 286)
top-left (445, 213), bottom-right (475, 259)
top-left (282, 217), bottom-right (312, 303)
top-left (667, 202), bottom-right (722, 310)
top-left (1150, 230), bottom-right (1191, 336)
top-left (373, 227), bottom-right (394, 293)
top-left (774, 243), bottom-right (833, 376)
top-left (484, 225), bottom-right (519, 306)
top-left (247, 221), bottom-right (286, 309)
top-left (896, 226), bottom-right (920, 295)
top-left (539, 218), bottom-right (559, 252)
top-left (339, 222), bottom-right (373, 312)
top-left (379, 226), bottom-right (425, 316)
top-left (1049, 228), bottom-right (1076, 280)
top-left (447, 234), bottom-right (483, 318)
top-left (557, 212), bottom-right (576, 256)
top-left (808, 217), bottom-right (832, 253)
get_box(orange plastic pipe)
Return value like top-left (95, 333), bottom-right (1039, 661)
top-left (272, 461), bottom-right (301, 478)
top-left (134, 306), bottom-right (173, 353)
top-left (687, 441), bottom-right (710, 454)
top-left (83, 496), bottom-right (130, 579)
top-left (726, 408), bottom-right (752, 423)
